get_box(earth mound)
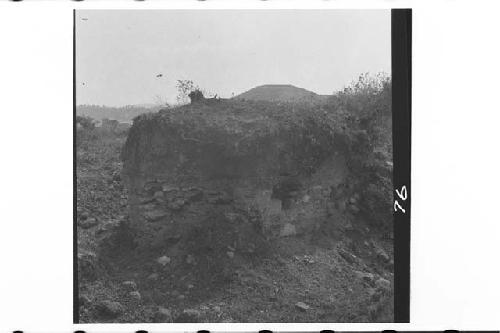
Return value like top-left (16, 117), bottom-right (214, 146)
top-left (121, 99), bottom-right (353, 249)
top-left (234, 84), bottom-right (328, 104)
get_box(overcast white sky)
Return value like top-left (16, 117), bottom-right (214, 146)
top-left (76, 10), bottom-right (390, 107)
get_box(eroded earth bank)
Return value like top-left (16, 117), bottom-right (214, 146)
top-left (77, 94), bottom-right (394, 322)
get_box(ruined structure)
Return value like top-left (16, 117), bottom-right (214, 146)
top-left (121, 99), bottom-right (370, 249)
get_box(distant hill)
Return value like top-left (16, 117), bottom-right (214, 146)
top-left (234, 84), bottom-right (329, 104)
top-left (77, 104), bottom-right (163, 124)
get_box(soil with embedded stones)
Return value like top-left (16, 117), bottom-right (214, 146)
top-left (77, 128), bottom-right (393, 323)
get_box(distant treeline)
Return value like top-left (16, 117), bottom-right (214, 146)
top-left (77, 104), bottom-right (163, 123)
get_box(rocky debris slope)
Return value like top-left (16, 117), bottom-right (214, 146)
top-left (77, 111), bottom-right (394, 323)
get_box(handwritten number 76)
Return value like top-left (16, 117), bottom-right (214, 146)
top-left (394, 185), bottom-right (407, 213)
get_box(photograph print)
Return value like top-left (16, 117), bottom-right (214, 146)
top-left (75, 9), bottom-right (409, 323)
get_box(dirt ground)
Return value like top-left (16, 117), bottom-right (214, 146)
top-left (77, 129), bottom-right (394, 323)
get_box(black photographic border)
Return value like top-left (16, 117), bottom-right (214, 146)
top-left (392, 8), bottom-right (412, 323)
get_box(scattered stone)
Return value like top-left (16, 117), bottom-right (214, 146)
top-left (147, 273), bottom-right (159, 281)
top-left (367, 288), bottom-right (381, 301)
top-left (186, 254), bottom-right (195, 265)
top-left (246, 243), bottom-right (256, 253)
top-left (79, 217), bottom-right (98, 229)
top-left (144, 210), bottom-right (168, 221)
top-left (78, 251), bottom-right (98, 281)
top-left (343, 220), bottom-right (354, 231)
top-left (122, 280), bottom-right (137, 291)
top-left (162, 184), bottom-right (178, 192)
top-left (349, 197), bottom-right (357, 204)
top-left (213, 305), bottom-right (221, 312)
top-left (153, 191), bottom-right (164, 199)
top-left (177, 294), bottom-right (186, 300)
top-left (302, 255), bottom-right (315, 264)
top-left (112, 172), bottom-right (121, 182)
top-left (96, 300), bottom-right (123, 318)
top-left (226, 251), bottom-right (234, 259)
top-left (375, 248), bottom-right (390, 263)
top-left (168, 198), bottom-right (186, 211)
top-left (207, 191), bottom-right (232, 205)
top-left (157, 255), bottom-right (171, 266)
top-left (187, 284), bottom-right (195, 289)
top-left (186, 188), bottom-right (203, 202)
top-left (129, 291), bottom-right (141, 301)
top-left (174, 309), bottom-right (201, 322)
top-left (144, 182), bottom-right (162, 194)
top-left (140, 197), bottom-right (155, 204)
top-left (280, 223), bottom-right (297, 237)
top-left (154, 307), bottom-right (173, 322)
top-left (338, 249), bottom-right (356, 264)
top-left (354, 270), bottom-right (375, 284)
top-left (295, 302), bottom-right (310, 311)
top-left (375, 278), bottom-right (391, 291)
top-left (349, 204), bottom-right (360, 214)
top-left (140, 203), bottom-right (156, 211)
top-left (79, 295), bottom-right (91, 307)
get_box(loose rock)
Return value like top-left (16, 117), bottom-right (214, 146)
top-left (375, 247), bottom-right (390, 263)
top-left (295, 302), bottom-right (310, 311)
top-left (157, 255), bottom-right (171, 266)
top-left (129, 291), bottom-right (142, 301)
top-left (280, 223), bottom-right (297, 237)
top-left (186, 254), bottom-right (195, 265)
top-left (78, 251), bottom-right (98, 281)
top-left (144, 210), bottom-right (168, 222)
top-left (349, 204), bottom-right (360, 214)
top-left (147, 273), bottom-right (159, 281)
top-left (354, 270), bottom-right (375, 284)
top-left (174, 309), bottom-right (201, 322)
top-left (122, 280), bottom-right (137, 291)
top-left (168, 198), bottom-right (186, 211)
top-left (375, 277), bottom-right (391, 291)
top-left (96, 300), bottom-right (123, 318)
top-left (154, 307), bottom-right (173, 322)
top-left (338, 249), bottom-right (356, 264)
top-left (79, 295), bottom-right (91, 307)
top-left (79, 217), bottom-right (98, 229)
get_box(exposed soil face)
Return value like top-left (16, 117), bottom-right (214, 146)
top-left (121, 100), bottom-right (358, 247)
top-left (77, 100), bottom-right (394, 323)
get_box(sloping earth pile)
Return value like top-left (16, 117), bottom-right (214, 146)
top-left (77, 99), bottom-right (394, 323)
